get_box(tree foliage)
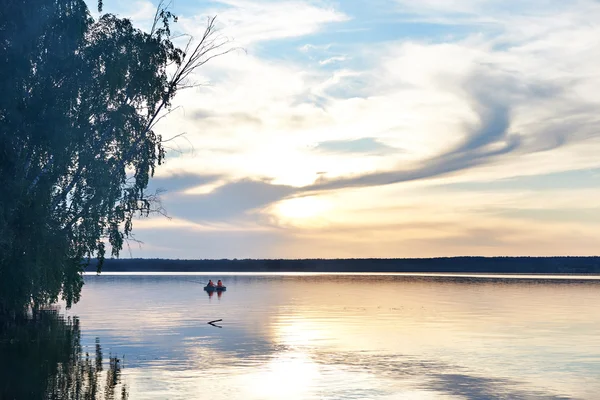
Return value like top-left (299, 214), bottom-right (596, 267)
top-left (0, 0), bottom-right (232, 313)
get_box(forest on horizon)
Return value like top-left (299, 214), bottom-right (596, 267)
top-left (92, 256), bottom-right (600, 274)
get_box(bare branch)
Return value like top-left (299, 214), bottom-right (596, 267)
top-left (161, 131), bottom-right (187, 144)
top-left (124, 233), bottom-right (144, 258)
top-left (148, 105), bottom-right (182, 131)
top-left (149, 0), bottom-right (165, 36)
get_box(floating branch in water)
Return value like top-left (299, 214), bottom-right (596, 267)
top-left (208, 319), bottom-right (223, 328)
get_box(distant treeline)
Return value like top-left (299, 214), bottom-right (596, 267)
top-left (89, 257), bottom-right (600, 274)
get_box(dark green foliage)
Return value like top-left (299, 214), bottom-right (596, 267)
top-left (0, 0), bottom-right (230, 313)
top-left (0, 310), bottom-right (128, 399)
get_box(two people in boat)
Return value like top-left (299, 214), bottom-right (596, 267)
top-left (206, 280), bottom-right (224, 288)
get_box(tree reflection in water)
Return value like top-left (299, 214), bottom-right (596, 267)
top-left (0, 310), bottom-right (128, 399)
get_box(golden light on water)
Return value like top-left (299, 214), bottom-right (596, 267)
top-left (243, 352), bottom-right (320, 399)
top-left (274, 316), bottom-right (327, 346)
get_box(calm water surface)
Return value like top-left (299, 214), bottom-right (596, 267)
top-left (62, 274), bottom-right (600, 399)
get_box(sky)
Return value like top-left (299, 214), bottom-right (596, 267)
top-left (90, 0), bottom-right (600, 259)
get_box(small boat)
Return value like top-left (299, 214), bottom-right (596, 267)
top-left (204, 286), bottom-right (226, 292)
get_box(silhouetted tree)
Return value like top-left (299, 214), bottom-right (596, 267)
top-left (0, 0), bottom-right (232, 313)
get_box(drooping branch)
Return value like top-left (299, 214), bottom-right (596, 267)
top-left (27, 155), bottom-right (54, 194)
top-left (49, 13), bottom-right (235, 216)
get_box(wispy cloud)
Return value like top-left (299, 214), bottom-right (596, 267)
top-left (180, 0), bottom-right (349, 46)
top-left (303, 66), bottom-right (523, 191)
top-left (313, 137), bottom-right (400, 155)
top-left (300, 43), bottom-right (332, 52)
top-left (319, 56), bottom-right (348, 65)
top-left (90, 0), bottom-right (157, 28)
top-left (146, 172), bottom-right (223, 194)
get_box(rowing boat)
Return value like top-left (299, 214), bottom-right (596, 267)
top-left (204, 286), bottom-right (226, 291)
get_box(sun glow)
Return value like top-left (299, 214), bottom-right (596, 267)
top-left (274, 196), bottom-right (332, 220)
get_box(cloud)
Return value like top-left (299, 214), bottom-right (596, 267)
top-left (300, 43), bottom-right (332, 53)
top-left (120, 225), bottom-right (293, 258)
top-left (391, 0), bottom-right (579, 30)
top-left (155, 18), bottom-right (600, 229)
top-left (407, 227), bottom-right (512, 249)
top-left (439, 168), bottom-right (600, 192)
top-left (180, 0), bottom-right (349, 46)
top-left (163, 179), bottom-right (297, 223)
top-left (303, 67), bottom-right (522, 191)
top-left (313, 137), bottom-right (400, 155)
top-left (486, 207), bottom-right (600, 225)
top-left (89, 0), bottom-right (156, 28)
top-left (146, 173), bottom-right (223, 194)
top-left (190, 109), bottom-right (263, 128)
top-left (319, 56), bottom-right (348, 65)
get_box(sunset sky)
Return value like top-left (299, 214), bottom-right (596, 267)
top-left (92, 0), bottom-right (600, 259)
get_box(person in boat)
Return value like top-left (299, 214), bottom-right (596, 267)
top-left (217, 280), bottom-right (224, 288)
top-left (207, 280), bottom-right (215, 287)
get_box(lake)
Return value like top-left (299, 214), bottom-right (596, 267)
top-left (11, 273), bottom-right (600, 399)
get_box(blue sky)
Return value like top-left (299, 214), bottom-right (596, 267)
top-left (91, 0), bottom-right (600, 258)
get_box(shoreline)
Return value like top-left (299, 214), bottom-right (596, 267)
top-left (87, 256), bottom-right (600, 274)
top-left (82, 271), bottom-right (600, 280)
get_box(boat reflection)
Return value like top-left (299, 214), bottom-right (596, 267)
top-left (0, 310), bottom-right (128, 399)
top-left (206, 289), bottom-right (224, 300)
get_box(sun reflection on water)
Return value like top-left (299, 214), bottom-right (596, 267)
top-left (242, 352), bottom-right (319, 399)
